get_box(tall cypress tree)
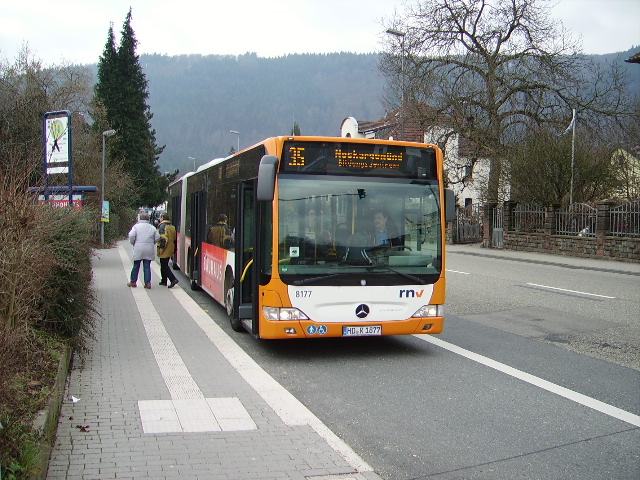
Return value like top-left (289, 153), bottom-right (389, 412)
top-left (95, 9), bottom-right (166, 208)
top-left (95, 25), bottom-right (118, 121)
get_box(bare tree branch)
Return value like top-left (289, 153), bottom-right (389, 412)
top-left (381, 0), bottom-right (633, 202)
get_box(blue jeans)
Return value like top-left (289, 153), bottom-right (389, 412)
top-left (130, 260), bottom-right (152, 285)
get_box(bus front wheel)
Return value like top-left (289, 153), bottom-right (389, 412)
top-left (226, 274), bottom-right (243, 332)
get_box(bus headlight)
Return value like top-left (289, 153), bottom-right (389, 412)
top-left (411, 305), bottom-right (442, 318)
top-left (263, 307), bottom-right (309, 321)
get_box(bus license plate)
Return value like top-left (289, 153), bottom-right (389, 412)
top-left (342, 325), bottom-right (382, 337)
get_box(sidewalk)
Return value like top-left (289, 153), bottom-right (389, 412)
top-left (447, 243), bottom-right (640, 276)
top-left (46, 241), bottom-right (382, 480)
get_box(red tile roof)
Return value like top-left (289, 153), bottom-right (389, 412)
top-left (356, 105), bottom-right (489, 157)
top-left (625, 52), bottom-right (640, 64)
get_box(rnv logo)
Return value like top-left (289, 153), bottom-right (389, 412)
top-left (399, 289), bottom-right (424, 298)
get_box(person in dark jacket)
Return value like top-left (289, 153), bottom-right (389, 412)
top-left (157, 213), bottom-right (179, 288)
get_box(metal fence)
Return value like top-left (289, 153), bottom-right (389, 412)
top-left (512, 203), bottom-right (545, 233)
top-left (556, 203), bottom-right (596, 237)
top-left (453, 199), bottom-right (640, 243)
top-left (609, 200), bottom-right (640, 237)
top-left (455, 204), bottom-right (483, 243)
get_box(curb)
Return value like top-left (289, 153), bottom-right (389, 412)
top-left (449, 248), bottom-right (640, 277)
top-left (31, 345), bottom-right (72, 480)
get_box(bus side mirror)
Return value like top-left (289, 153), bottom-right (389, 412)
top-left (445, 189), bottom-right (456, 223)
top-left (257, 155), bottom-right (279, 201)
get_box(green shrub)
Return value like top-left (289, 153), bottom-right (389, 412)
top-left (34, 206), bottom-right (97, 346)
top-left (103, 205), bottom-right (137, 246)
top-left (0, 172), bottom-right (98, 478)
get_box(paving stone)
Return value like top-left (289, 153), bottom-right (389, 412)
top-left (46, 242), bottom-right (382, 479)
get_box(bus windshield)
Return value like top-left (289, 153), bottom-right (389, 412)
top-left (277, 175), bottom-right (443, 286)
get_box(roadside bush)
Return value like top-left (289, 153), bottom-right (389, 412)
top-left (104, 204), bottom-right (138, 246)
top-left (0, 170), bottom-right (54, 330)
top-left (0, 169), bottom-right (97, 343)
top-left (34, 206), bottom-right (97, 342)
top-left (0, 164), bottom-right (97, 478)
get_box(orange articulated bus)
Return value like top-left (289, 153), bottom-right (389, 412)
top-left (168, 136), bottom-right (455, 339)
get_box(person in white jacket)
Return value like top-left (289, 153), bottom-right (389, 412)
top-left (127, 212), bottom-right (160, 288)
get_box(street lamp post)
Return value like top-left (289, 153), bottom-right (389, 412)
top-left (569, 109), bottom-right (576, 205)
top-left (230, 130), bottom-right (240, 152)
top-left (189, 156), bottom-right (196, 171)
top-left (386, 28), bottom-right (406, 140)
top-left (558, 108), bottom-right (577, 204)
top-left (101, 129), bottom-right (116, 246)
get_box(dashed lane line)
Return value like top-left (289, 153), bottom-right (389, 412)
top-left (526, 282), bottom-right (616, 299)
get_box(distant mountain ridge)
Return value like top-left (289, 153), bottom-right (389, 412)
top-left (141, 52), bottom-right (386, 174)
top-left (139, 48), bottom-right (639, 175)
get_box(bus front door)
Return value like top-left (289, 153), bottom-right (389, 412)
top-left (234, 180), bottom-right (259, 335)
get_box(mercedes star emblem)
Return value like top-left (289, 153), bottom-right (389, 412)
top-left (355, 304), bottom-right (370, 318)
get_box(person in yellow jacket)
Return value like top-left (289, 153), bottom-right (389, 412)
top-left (157, 213), bottom-right (179, 288)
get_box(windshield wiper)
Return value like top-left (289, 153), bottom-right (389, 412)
top-left (292, 273), bottom-right (345, 286)
top-left (369, 266), bottom-right (427, 285)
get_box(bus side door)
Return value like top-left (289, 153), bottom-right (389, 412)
top-left (170, 194), bottom-right (181, 270)
top-left (189, 190), bottom-right (207, 289)
top-left (235, 180), bottom-right (259, 334)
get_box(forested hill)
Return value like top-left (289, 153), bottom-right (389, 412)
top-left (139, 48), bottom-right (638, 176)
top-left (140, 52), bottom-right (387, 175)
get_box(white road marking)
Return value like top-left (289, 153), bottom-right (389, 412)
top-left (446, 269), bottom-right (470, 275)
top-left (526, 282), bottom-right (616, 299)
top-left (137, 398), bottom-right (256, 433)
top-left (417, 335), bottom-right (640, 428)
top-left (118, 246), bottom-right (256, 433)
top-left (168, 283), bottom-right (375, 473)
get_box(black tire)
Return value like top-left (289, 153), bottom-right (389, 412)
top-left (226, 274), bottom-right (243, 332)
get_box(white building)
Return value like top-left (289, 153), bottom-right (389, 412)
top-left (340, 111), bottom-right (491, 207)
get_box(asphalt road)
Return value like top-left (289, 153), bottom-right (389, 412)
top-left (186, 248), bottom-right (640, 480)
top-left (445, 246), bottom-right (640, 371)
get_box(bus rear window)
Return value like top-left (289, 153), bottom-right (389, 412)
top-left (281, 141), bottom-right (437, 179)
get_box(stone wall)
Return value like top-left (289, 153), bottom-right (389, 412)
top-left (480, 201), bottom-right (640, 263)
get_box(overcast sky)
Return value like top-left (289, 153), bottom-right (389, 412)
top-left (1, 0), bottom-right (638, 66)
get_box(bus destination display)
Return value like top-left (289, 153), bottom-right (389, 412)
top-left (283, 141), bottom-right (436, 179)
top-left (288, 145), bottom-right (403, 170)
